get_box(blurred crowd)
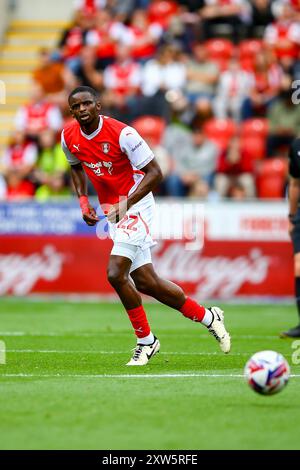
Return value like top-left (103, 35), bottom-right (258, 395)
top-left (1, 0), bottom-right (300, 201)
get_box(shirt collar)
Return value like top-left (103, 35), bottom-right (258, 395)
top-left (80, 115), bottom-right (103, 140)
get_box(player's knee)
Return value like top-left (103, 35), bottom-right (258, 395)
top-left (134, 276), bottom-right (158, 295)
top-left (107, 266), bottom-right (128, 287)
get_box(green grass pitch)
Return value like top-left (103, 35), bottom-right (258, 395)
top-left (0, 299), bottom-right (300, 450)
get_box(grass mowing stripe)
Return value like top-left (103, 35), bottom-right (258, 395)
top-left (0, 332), bottom-right (280, 339)
top-left (1, 302), bottom-right (299, 450)
top-left (5, 350), bottom-right (256, 356)
top-left (1, 373), bottom-right (300, 378)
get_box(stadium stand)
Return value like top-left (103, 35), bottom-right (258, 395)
top-left (1, 0), bottom-right (299, 200)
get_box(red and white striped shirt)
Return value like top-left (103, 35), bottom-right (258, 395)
top-left (61, 116), bottom-right (154, 207)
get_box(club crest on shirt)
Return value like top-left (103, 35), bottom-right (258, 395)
top-left (102, 142), bottom-right (110, 154)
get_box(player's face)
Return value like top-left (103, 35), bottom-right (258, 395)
top-left (69, 92), bottom-right (101, 127)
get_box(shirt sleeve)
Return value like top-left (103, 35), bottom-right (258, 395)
top-left (61, 130), bottom-right (81, 166)
top-left (119, 126), bottom-right (154, 170)
top-left (289, 139), bottom-right (300, 178)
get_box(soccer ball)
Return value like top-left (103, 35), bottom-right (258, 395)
top-left (244, 350), bottom-right (290, 395)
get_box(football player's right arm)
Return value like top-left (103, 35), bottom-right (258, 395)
top-left (70, 163), bottom-right (99, 226)
top-left (61, 131), bottom-right (98, 226)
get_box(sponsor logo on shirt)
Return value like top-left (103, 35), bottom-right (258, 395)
top-left (131, 140), bottom-right (143, 152)
top-left (83, 160), bottom-right (113, 176)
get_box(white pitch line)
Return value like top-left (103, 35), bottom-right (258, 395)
top-left (1, 373), bottom-right (300, 379)
top-left (0, 332), bottom-right (281, 340)
top-left (0, 373), bottom-right (246, 378)
top-left (5, 350), bottom-right (251, 356)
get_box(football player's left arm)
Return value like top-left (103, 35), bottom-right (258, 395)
top-left (107, 159), bottom-right (163, 223)
top-left (127, 158), bottom-right (163, 207)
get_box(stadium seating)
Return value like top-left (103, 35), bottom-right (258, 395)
top-left (241, 118), bottom-right (269, 139)
top-left (241, 136), bottom-right (266, 161)
top-left (239, 39), bottom-right (263, 58)
top-left (131, 115), bottom-right (166, 145)
top-left (256, 158), bottom-right (288, 198)
top-left (148, 0), bottom-right (179, 28)
top-left (204, 118), bottom-right (237, 150)
top-left (204, 39), bottom-right (235, 70)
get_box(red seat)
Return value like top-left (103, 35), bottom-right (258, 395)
top-left (239, 40), bottom-right (264, 71)
top-left (131, 115), bottom-right (166, 145)
top-left (241, 118), bottom-right (269, 139)
top-left (205, 39), bottom-right (235, 62)
top-left (204, 118), bottom-right (237, 149)
top-left (239, 57), bottom-right (256, 72)
top-left (239, 40), bottom-right (264, 60)
top-left (148, 0), bottom-right (179, 28)
top-left (241, 136), bottom-right (266, 161)
top-left (257, 158), bottom-right (288, 198)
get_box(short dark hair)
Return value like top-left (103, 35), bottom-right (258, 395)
top-left (68, 86), bottom-right (99, 104)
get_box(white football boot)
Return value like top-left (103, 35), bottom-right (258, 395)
top-left (207, 307), bottom-right (231, 353)
top-left (126, 337), bottom-right (160, 366)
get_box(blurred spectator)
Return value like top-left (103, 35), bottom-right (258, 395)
top-left (184, 42), bottom-right (219, 103)
top-left (241, 49), bottom-right (283, 119)
top-left (0, 175), bottom-right (6, 200)
top-left (35, 130), bottom-right (69, 178)
top-left (163, 120), bottom-right (219, 196)
top-left (214, 136), bottom-right (256, 198)
top-left (228, 181), bottom-right (248, 199)
top-left (5, 173), bottom-right (35, 200)
top-left (73, 46), bottom-right (104, 89)
top-left (35, 172), bottom-right (71, 200)
top-left (34, 130), bottom-right (70, 200)
top-left (56, 10), bottom-right (95, 72)
top-left (247, 0), bottom-right (274, 38)
top-left (178, 0), bottom-right (205, 11)
top-left (74, 0), bottom-right (104, 17)
top-left (266, 74), bottom-right (300, 156)
top-left (199, 0), bottom-right (250, 43)
top-left (264, 1), bottom-right (300, 71)
top-left (122, 9), bottom-right (163, 63)
top-left (86, 9), bottom-right (126, 67)
top-left (103, 44), bottom-right (142, 120)
top-left (32, 48), bottom-right (76, 107)
top-left (109, 0), bottom-right (136, 22)
top-left (141, 44), bottom-right (186, 97)
top-left (143, 135), bottom-right (172, 195)
top-left (214, 57), bottom-right (254, 121)
top-left (1, 131), bottom-right (38, 179)
top-left (14, 83), bottom-right (63, 140)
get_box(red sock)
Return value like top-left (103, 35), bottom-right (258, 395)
top-left (126, 305), bottom-right (151, 338)
top-left (179, 297), bottom-right (206, 322)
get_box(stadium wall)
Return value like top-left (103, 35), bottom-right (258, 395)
top-left (0, 200), bottom-right (292, 300)
top-left (12, 0), bottom-right (73, 20)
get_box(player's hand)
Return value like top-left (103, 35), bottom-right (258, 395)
top-left (79, 196), bottom-right (99, 226)
top-left (106, 200), bottom-right (128, 224)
